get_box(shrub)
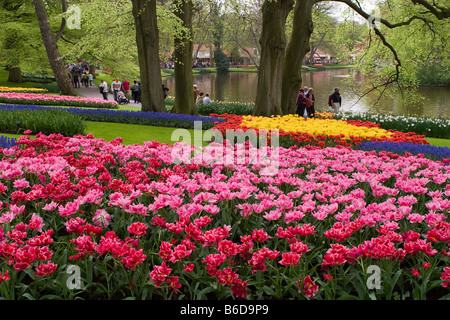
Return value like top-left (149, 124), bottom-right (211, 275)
top-left (165, 97), bottom-right (254, 116)
top-left (21, 72), bottom-right (56, 83)
top-left (197, 101), bottom-right (254, 116)
top-left (0, 108), bottom-right (86, 136)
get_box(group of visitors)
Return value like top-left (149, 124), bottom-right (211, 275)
top-left (295, 86), bottom-right (316, 119)
top-left (67, 62), bottom-right (93, 89)
top-left (100, 77), bottom-right (141, 103)
top-left (295, 86), bottom-right (342, 118)
top-left (193, 84), bottom-right (212, 106)
top-left (99, 79), bottom-right (171, 105)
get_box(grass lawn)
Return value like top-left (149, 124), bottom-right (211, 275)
top-left (85, 121), bottom-right (207, 146)
top-left (425, 137), bottom-right (450, 148)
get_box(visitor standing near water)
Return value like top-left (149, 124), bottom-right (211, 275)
top-left (306, 88), bottom-right (315, 118)
top-left (296, 88), bottom-right (307, 118)
top-left (203, 93), bottom-right (212, 105)
top-left (193, 85), bottom-right (200, 104)
top-left (162, 84), bottom-right (169, 100)
top-left (329, 87), bottom-right (342, 114)
top-left (196, 92), bottom-right (205, 105)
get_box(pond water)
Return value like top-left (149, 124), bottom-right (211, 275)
top-left (163, 68), bottom-right (450, 117)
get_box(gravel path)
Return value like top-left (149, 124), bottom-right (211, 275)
top-left (74, 84), bottom-right (142, 108)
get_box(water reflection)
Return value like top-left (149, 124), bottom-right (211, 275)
top-left (163, 68), bottom-right (450, 117)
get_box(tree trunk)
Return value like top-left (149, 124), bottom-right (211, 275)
top-left (253, 0), bottom-right (294, 116)
top-left (89, 64), bottom-right (96, 79)
top-left (131, 0), bottom-right (166, 112)
top-left (33, 0), bottom-right (76, 96)
top-left (8, 67), bottom-right (22, 83)
top-left (171, 0), bottom-right (196, 115)
top-left (281, 0), bottom-right (314, 115)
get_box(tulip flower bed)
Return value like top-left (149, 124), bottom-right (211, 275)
top-left (0, 92), bottom-right (118, 109)
top-left (0, 87), bottom-right (48, 94)
top-left (211, 114), bottom-right (430, 148)
top-left (0, 133), bottom-right (448, 300)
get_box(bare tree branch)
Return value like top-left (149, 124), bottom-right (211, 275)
top-left (55, 0), bottom-right (67, 43)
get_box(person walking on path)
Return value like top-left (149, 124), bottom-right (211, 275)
top-left (72, 68), bottom-right (80, 88)
top-left (131, 81), bottom-right (139, 103)
top-left (100, 80), bottom-right (109, 100)
top-left (81, 72), bottom-right (89, 88)
top-left (122, 77), bottom-right (130, 101)
top-left (135, 82), bottom-right (142, 103)
top-left (328, 87), bottom-right (342, 114)
top-left (296, 88), bottom-right (307, 119)
top-left (111, 78), bottom-right (122, 102)
top-left (88, 73), bottom-right (94, 86)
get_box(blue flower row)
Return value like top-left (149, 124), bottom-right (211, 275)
top-left (0, 104), bottom-right (224, 130)
top-left (0, 135), bottom-right (18, 149)
top-left (356, 141), bottom-right (450, 163)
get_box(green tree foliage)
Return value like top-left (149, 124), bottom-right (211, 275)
top-left (349, 0), bottom-right (450, 110)
top-left (0, 1), bottom-right (49, 79)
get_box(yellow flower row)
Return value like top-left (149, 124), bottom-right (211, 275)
top-left (0, 86), bottom-right (48, 93)
top-left (241, 114), bottom-right (393, 139)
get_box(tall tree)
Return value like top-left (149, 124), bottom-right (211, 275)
top-left (225, 0), bottom-right (263, 69)
top-left (0, 1), bottom-right (43, 83)
top-left (253, 0), bottom-right (294, 116)
top-left (281, 0), bottom-right (314, 115)
top-left (33, 0), bottom-right (75, 95)
top-left (131, 0), bottom-right (166, 112)
top-left (171, 0), bottom-right (196, 114)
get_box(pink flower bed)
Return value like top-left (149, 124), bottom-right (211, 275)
top-left (0, 92), bottom-right (118, 109)
top-left (0, 133), bottom-right (448, 300)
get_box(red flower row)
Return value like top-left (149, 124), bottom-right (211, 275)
top-left (210, 114), bottom-right (430, 148)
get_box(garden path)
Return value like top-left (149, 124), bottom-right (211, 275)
top-left (74, 84), bottom-right (141, 108)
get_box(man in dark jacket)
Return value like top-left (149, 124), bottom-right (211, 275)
top-left (329, 87), bottom-right (342, 114)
